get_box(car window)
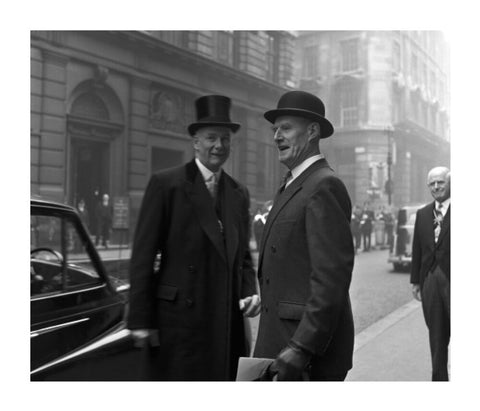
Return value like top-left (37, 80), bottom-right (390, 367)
top-left (31, 213), bottom-right (101, 297)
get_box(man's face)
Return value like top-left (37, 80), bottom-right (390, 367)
top-left (427, 169), bottom-right (450, 202)
top-left (272, 116), bottom-right (316, 169)
top-left (193, 126), bottom-right (232, 172)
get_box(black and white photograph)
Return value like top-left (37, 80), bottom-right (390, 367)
top-left (3, 0), bottom-right (479, 410)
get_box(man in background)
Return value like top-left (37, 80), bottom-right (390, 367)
top-left (411, 166), bottom-right (450, 381)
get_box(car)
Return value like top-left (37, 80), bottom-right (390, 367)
top-left (388, 204), bottom-right (425, 272)
top-left (30, 198), bottom-right (140, 380)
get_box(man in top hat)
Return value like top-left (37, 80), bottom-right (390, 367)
top-left (128, 95), bottom-right (261, 380)
top-left (253, 90), bottom-right (355, 381)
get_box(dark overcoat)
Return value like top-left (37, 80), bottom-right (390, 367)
top-left (253, 159), bottom-right (355, 378)
top-left (410, 202), bottom-right (450, 287)
top-left (127, 159), bottom-right (257, 380)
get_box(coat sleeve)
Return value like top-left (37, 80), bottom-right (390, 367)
top-left (410, 209), bottom-right (422, 285)
top-left (240, 186), bottom-right (258, 298)
top-left (127, 175), bottom-right (166, 329)
top-left (291, 177), bottom-right (354, 356)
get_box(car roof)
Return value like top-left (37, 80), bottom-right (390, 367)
top-left (31, 198), bottom-right (76, 212)
top-left (400, 204), bottom-right (426, 211)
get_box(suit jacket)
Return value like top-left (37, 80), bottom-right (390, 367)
top-left (253, 158), bottom-right (355, 376)
top-left (127, 158), bottom-right (257, 380)
top-left (410, 202), bottom-right (451, 287)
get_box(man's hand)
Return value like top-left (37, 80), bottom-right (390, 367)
top-left (239, 294), bottom-right (261, 317)
top-left (411, 284), bottom-right (422, 301)
top-left (130, 328), bottom-right (159, 348)
top-left (269, 344), bottom-right (311, 381)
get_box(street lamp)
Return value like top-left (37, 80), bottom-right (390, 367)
top-left (384, 126), bottom-right (394, 206)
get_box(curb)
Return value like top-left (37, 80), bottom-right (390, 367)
top-left (354, 299), bottom-right (421, 352)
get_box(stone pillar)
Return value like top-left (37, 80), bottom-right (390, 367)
top-left (37, 50), bottom-right (68, 203)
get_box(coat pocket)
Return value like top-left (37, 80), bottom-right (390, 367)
top-left (156, 284), bottom-right (178, 301)
top-left (277, 301), bottom-right (305, 320)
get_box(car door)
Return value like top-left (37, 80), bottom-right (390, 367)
top-left (30, 207), bottom-right (124, 372)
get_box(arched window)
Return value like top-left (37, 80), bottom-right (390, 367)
top-left (71, 93), bottom-right (109, 121)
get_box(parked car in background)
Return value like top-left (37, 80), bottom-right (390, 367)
top-left (31, 198), bottom-right (140, 380)
top-left (388, 204), bottom-right (425, 272)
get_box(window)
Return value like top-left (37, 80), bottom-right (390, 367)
top-left (421, 61), bottom-right (427, 87)
top-left (393, 41), bottom-right (401, 72)
top-left (430, 70), bottom-right (437, 99)
top-left (303, 45), bottom-right (319, 78)
top-left (215, 31), bottom-right (234, 65)
top-left (411, 53), bottom-right (418, 84)
top-left (393, 90), bottom-right (403, 123)
top-left (340, 83), bottom-right (359, 127)
top-left (158, 31), bottom-right (188, 48)
top-left (264, 32), bottom-right (277, 82)
top-left (341, 39), bottom-right (359, 72)
top-left (31, 214), bottom-right (100, 296)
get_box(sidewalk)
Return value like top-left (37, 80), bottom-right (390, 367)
top-left (346, 300), bottom-right (431, 381)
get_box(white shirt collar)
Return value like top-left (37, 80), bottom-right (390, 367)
top-left (195, 158), bottom-right (222, 182)
top-left (286, 154), bottom-right (325, 188)
top-left (435, 198), bottom-right (450, 215)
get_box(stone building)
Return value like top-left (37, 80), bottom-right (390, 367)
top-left (31, 31), bottom-right (295, 240)
top-left (294, 30), bottom-right (450, 210)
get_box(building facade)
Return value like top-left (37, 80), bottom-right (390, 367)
top-left (294, 31), bottom-right (450, 209)
top-left (31, 31), bottom-right (295, 240)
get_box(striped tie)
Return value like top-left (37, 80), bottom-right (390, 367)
top-left (434, 203), bottom-right (443, 242)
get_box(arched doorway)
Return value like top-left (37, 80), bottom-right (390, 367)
top-left (67, 81), bottom-right (124, 232)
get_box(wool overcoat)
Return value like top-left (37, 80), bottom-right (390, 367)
top-left (127, 159), bottom-right (257, 380)
top-left (253, 159), bottom-right (355, 377)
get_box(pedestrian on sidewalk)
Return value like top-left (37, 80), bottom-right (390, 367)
top-left (253, 90), bottom-right (355, 381)
top-left (411, 166), bottom-right (450, 381)
top-left (351, 205), bottom-right (362, 253)
top-left (360, 202), bottom-right (374, 251)
top-left (127, 95), bottom-right (260, 381)
top-left (95, 193), bottom-right (112, 249)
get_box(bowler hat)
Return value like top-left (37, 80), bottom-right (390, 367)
top-left (188, 95), bottom-right (240, 136)
top-left (264, 90), bottom-right (334, 138)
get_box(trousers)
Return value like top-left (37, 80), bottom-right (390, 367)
top-left (421, 266), bottom-right (450, 381)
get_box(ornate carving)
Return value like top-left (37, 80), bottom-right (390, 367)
top-left (150, 91), bottom-right (185, 132)
top-left (94, 65), bottom-right (109, 86)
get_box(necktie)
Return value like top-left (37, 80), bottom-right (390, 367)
top-left (434, 203), bottom-right (443, 242)
top-left (205, 173), bottom-right (217, 199)
top-left (280, 170), bottom-right (292, 192)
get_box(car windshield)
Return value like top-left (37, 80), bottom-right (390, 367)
top-left (31, 213), bottom-right (100, 296)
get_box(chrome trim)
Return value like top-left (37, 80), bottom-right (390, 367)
top-left (31, 317), bottom-right (90, 338)
top-left (31, 283), bottom-right (107, 301)
top-left (31, 326), bottom-right (131, 375)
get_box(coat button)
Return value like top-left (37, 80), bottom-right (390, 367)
top-left (188, 265), bottom-right (195, 273)
top-left (186, 298), bottom-right (194, 307)
top-left (264, 306), bottom-right (268, 313)
top-left (271, 245), bottom-right (276, 253)
top-left (266, 277), bottom-right (270, 285)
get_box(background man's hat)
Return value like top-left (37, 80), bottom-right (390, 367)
top-left (264, 90), bottom-right (334, 138)
top-left (188, 95), bottom-right (240, 136)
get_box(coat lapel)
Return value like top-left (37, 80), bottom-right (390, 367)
top-left (221, 174), bottom-right (242, 274)
top-left (259, 159), bottom-right (329, 259)
top-left (184, 160), bottom-right (227, 262)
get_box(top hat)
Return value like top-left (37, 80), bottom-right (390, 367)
top-left (264, 90), bottom-right (334, 138)
top-left (188, 95), bottom-right (241, 136)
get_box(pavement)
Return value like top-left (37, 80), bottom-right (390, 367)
top-left (346, 299), bottom-right (432, 381)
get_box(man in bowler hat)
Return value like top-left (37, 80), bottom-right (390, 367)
top-left (253, 90), bottom-right (355, 381)
top-left (411, 166), bottom-right (450, 380)
top-left (128, 95), bottom-right (261, 380)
